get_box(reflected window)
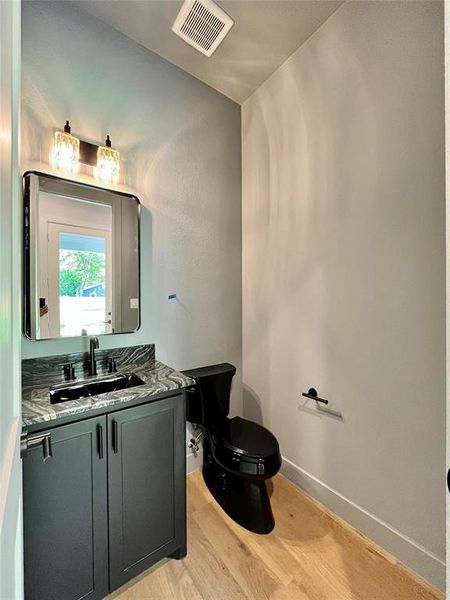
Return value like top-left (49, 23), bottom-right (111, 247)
top-left (59, 232), bottom-right (108, 336)
top-left (41, 197), bottom-right (113, 339)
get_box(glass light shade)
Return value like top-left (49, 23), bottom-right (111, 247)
top-left (96, 145), bottom-right (120, 184)
top-left (52, 130), bottom-right (80, 173)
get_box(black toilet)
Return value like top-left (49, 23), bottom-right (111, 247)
top-left (183, 363), bottom-right (281, 534)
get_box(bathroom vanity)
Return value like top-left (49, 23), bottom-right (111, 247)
top-left (21, 172), bottom-right (193, 599)
top-left (22, 345), bottom-right (193, 600)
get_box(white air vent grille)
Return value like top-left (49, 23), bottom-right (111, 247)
top-left (172, 0), bottom-right (234, 57)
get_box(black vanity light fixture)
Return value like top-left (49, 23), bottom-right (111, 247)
top-left (52, 121), bottom-right (120, 184)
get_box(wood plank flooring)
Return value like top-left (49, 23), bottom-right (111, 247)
top-left (109, 470), bottom-right (443, 600)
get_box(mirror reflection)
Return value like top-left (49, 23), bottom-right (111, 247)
top-left (24, 172), bottom-right (140, 340)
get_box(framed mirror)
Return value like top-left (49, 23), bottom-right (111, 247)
top-left (23, 172), bottom-right (140, 340)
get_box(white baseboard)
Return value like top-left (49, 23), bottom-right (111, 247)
top-left (187, 449), bottom-right (203, 474)
top-left (281, 457), bottom-right (445, 593)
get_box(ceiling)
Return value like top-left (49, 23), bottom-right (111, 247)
top-left (74, 0), bottom-right (343, 104)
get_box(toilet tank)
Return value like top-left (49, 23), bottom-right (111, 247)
top-left (182, 363), bottom-right (236, 428)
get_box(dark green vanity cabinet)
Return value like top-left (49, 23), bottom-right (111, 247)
top-left (23, 393), bottom-right (186, 600)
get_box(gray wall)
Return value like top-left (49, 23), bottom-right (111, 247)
top-left (21, 1), bottom-right (242, 414)
top-left (242, 0), bottom-right (445, 590)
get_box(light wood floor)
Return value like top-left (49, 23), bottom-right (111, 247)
top-left (110, 470), bottom-right (443, 600)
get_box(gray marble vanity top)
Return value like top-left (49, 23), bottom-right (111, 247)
top-left (22, 345), bottom-right (194, 429)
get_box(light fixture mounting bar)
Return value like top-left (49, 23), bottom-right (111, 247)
top-left (79, 140), bottom-right (98, 167)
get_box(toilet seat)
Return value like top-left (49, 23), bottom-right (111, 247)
top-left (218, 417), bottom-right (279, 458)
top-left (211, 417), bottom-right (281, 479)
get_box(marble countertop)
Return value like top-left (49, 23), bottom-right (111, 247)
top-left (22, 358), bottom-right (194, 429)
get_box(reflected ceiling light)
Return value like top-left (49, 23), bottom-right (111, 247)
top-left (52, 120), bottom-right (80, 173)
top-left (95, 135), bottom-right (120, 184)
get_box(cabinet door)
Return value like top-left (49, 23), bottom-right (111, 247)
top-left (108, 395), bottom-right (186, 590)
top-left (23, 417), bottom-right (108, 600)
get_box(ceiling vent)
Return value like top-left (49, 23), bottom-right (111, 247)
top-left (172, 0), bottom-right (234, 57)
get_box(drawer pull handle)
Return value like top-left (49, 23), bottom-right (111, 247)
top-left (42, 435), bottom-right (52, 462)
top-left (21, 432), bottom-right (53, 462)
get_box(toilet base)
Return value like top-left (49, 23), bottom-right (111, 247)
top-left (202, 459), bottom-right (275, 535)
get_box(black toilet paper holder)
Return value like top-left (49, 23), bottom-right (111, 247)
top-left (302, 388), bottom-right (329, 405)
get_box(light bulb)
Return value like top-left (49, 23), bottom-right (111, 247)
top-left (52, 121), bottom-right (80, 173)
top-left (95, 135), bottom-right (120, 184)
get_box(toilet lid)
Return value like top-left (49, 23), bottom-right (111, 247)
top-left (215, 417), bottom-right (279, 460)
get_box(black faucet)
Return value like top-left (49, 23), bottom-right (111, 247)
top-left (89, 336), bottom-right (99, 376)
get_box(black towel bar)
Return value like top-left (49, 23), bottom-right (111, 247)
top-left (302, 388), bottom-right (329, 405)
